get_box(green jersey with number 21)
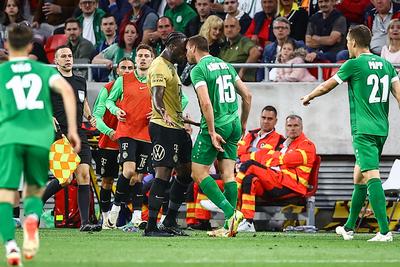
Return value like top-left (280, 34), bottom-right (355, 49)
top-left (333, 53), bottom-right (399, 136)
top-left (0, 58), bottom-right (60, 149)
top-left (190, 55), bottom-right (240, 130)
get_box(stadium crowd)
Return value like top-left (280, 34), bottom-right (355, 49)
top-left (2, 0), bottom-right (400, 82)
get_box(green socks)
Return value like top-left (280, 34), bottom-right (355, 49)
top-left (223, 181), bottom-right (238, 209)
top-left (344, 184), bottom-right (367, 231)
top-left (0, 202), bottom-right (15, 244)
top-left (199, 176), bottom-right (234, 219)
top-left (24, 196), bottom-right (43, 219)
top-left (367, 178), bottom-right (389, 234)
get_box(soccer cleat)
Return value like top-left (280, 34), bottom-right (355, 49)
top-left (200, 200), bottom-right (223, 213)
top-left (335, 226), bottom-right (354, 240)
top-left (159, 223), bottom-right (189, 236)
top-left (367, 232), bottom-right (393, 242)
top-left (107, 206), bottom-right (120, 229)
top-left (227, 210), bottom-right (244, 237)
top-left (131, 217), bottom-right (147, 230)
top-left (6, 247), bottom-right (22, 266)
top-left (143, 228), bottom-right (174, 237)
top-left (207, 227), bottom-right (230, 237)
top-left (23, 215), bottom-right (39, 260)
top-left (119, 222), bottom-right (139, 233)
top-left (80, 224), bottom-right (102, 232)
top-left (187, 220), bottom-right (212, 231)
top-left (102, 219), bottom-right (112, 230)
top-left (237, 219), bottom-right (256, 233)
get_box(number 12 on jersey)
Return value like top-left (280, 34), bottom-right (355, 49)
top-left (216, 75), bottom-right (236, 103)
top-left (6, 74), bottom-right (44, 110)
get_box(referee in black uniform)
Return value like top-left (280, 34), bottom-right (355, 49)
top-left (42, 45), bottom-right (100, 232)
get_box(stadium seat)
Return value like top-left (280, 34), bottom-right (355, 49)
top-left (309, 60), bottom-right (332, 81)
top-left (382, 159), bottom-right (400, 222)
top-left (44, 34), bottom-right (68, 63)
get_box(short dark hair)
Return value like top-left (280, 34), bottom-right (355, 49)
top-left (6, 23), bottom-right (33, 50)
top-left (136, 43), bottom-right (155, 57)
top-left (348, 25), bottom-right (371, 48)
top-left (286, 114), bottom-right (303, 123)
top-left (54, 45), bottom-right (71, 57)
top-left (101, 13), bottom-right (116, 23)
top-left (117, 57), bottom-right (134, 68)
top-left (261, 105), bottom-right (277, 116)
top-left (65, 17), bottom-right (81, 29)
top-left (188, 35), bottom-right (209, 52)
top-left (165, 32), bottom-right (187, 47)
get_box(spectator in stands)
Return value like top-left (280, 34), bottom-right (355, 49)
top-left (0, 0), bottom-right (29, 47)
top-left (98, 0), bottom-right (131, 25)
top-left (94, 14), bottom-right (118, 82)
top-left (92, 21), bottom-right (140, 81)
top-left (185, 0), bottom-right (213, 37)
top-left (381, 18), bottom-right (400, 71)
top-left (199, 15), bottom-right (224, 56)
top-left (219, 16), bottom-right (261, 82)
top-left (235, 105), bottom-right (285, 232)
top-left (258, 16), bottom-right (306, 81)
top-left (121, 0), bottom-right (158, 44)
top-left (275, 39), bottom-right (316, 82)
top-left (76, 0), bottom-right (106, 47)
top-left (239, 0), bottom-right (263, 18)
top-left (335, 0), bottom-right (371, 27)
top-left (365, 0), bottom-right (400, 55)
top-left (224, 0), bottom-right (252, 34)
top-left (65, 18), bottom-right (97, 63)
top-left (32, 0), bottom-right (79, 38)
top-left (277, 0), bottom-right (308, 41)
top-left (237, 114), bottom-right (316, 232)
top-left (305, 0), bottom-right (347, 62)
top-left (149, 16), bottom-right (174, 55)
top-left (245, 0), bottom-right (277, 48)
top-left (165, 0), bottom-right (197, 33)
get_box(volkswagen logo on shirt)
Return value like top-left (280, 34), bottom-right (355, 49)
top-left (153, 144), bottom-right (165, 161)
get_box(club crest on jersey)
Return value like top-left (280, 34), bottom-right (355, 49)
top-left (78, 90), bottom-right (85, 102)
top-left (153, 144), bottom-right (165, 161)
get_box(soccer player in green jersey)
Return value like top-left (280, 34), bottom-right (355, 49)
top-left (186, 35), bottom-right (252, 237)
top-left (0, 24), bottom-right (80, 266)
top-left (302, 25), bottom-right (400, 242)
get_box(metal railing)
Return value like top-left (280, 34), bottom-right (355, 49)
top-left (65, 62), bottom-right (400, 82)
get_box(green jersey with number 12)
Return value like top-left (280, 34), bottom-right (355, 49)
top-left (333, 53), bottom-right (399, 136)
top-left (0, 58), bottom-right (60, 149)
top-left (190, 55), bottom-right (240, 129)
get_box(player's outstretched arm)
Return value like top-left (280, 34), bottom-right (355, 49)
top-left (196, 84), bottom-right (225, 152)
top-left (301, 77), bottom-right (338, 106)
top-left (391, 79), bottom-right (400, 109)
top-left (235, 79), bottom-right (252, 137)
top-left (50, 77), bottom-right (81, 153)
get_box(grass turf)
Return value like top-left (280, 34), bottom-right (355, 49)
top-left (1, 229), bottom-right (399, 267)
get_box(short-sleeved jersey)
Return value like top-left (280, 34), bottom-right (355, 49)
top-left (333, 53), bottom-right (399, 136)
top-left (147, 56), bottom-right (184, 129)
top-left (0, 58), bottom-right (60, 149)
top-left (190, 55), bottom-right (240, 130)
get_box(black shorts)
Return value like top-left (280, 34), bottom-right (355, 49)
top-left (149, 122), bottom-right (192, 168)
top-left (78, 132), bottom-right (92, 165)
top-left (95, 148), bottom-right (119, 178)
top-left (118, 137), bottom-right (152, 173)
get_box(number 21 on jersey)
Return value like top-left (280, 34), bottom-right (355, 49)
top-left (6, 74), bottom-right (44, 110)
top-left (367, 74), bottom-right (389, 104)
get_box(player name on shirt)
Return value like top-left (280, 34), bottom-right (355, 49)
top-left (11, 62), bottom-right (31, 73)
top-left (368, 61), bottom-right (383, 70)
top-left (207, 62), bottom-right (229, 71)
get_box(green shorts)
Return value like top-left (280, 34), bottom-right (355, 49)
top-left (352, 134), bottom-right (387, 172)
top-left (0, 144), bottom-right (50, 190)
top-left (192, 117), bottom-right (241, 165)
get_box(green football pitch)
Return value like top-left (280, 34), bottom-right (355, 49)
top-left (1, 230), bottom-right (399, 267)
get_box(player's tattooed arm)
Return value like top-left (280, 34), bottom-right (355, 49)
top-left (152, 85), bottom-right (175, 126)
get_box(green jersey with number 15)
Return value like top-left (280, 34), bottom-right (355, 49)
top-left (190, 55), bottom-right (240, 130)
top-left (0, 58), bottom-right (60, 149)
top-left (333, 53), bottom-right (399, 136)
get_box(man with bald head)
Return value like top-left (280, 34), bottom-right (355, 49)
top-left (219, 16), bottom-right (261, 82)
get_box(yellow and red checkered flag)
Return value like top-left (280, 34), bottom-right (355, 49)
top-left (49, 136), bottom-right (81, 184)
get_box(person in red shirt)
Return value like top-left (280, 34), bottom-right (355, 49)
top-left (92, 57), bottom-right (135, 229)
top-left (105, 44), bottom-right (154, 229)
top-left (237, 114), bottom-right (316, 232)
